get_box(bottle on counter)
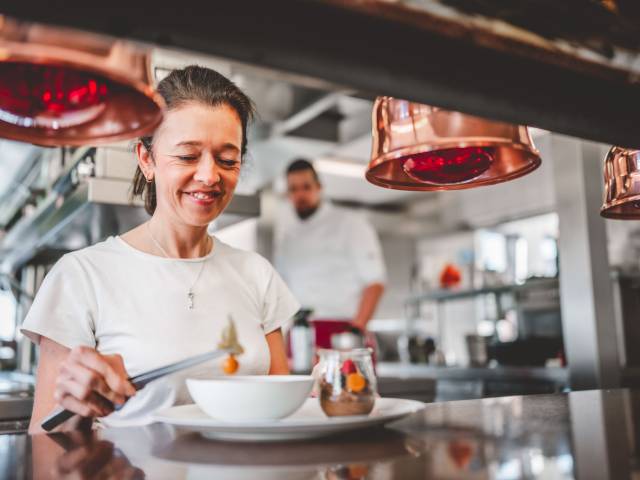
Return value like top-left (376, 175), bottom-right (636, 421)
top-left (290, 309), bottom-right (315, 374)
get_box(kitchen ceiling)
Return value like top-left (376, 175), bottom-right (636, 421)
top-left (5, 0), bottom-right (639, 147)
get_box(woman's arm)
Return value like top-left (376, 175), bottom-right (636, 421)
top-left (266, 328), bottom-right (289, 375)
top-left (29, 337), bottom-right (70, 434)
top-left (352, 282), bottom-right (385, 331)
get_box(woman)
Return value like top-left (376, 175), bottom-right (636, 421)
top-left (23, 66), bottom-right (299, 433)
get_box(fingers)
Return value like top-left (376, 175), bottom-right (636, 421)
top-left (69, 348), bottom-right (135, 397)
top-left (55, 376), bottom-right (115, 417)
top-left (58, 394), bottom-right (101, 418)
top-left (61, 361), bottom-right (127, 406)
top-left (55, 347), bottom-right (135, 419)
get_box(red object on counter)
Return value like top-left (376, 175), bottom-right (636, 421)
top-left (440, 263), bottom-right (462, 289)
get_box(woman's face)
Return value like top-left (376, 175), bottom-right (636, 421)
top-left (141, 102), bottom-right (243, 227)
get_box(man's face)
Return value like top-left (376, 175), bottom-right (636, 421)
top-left (287, 169), bottom-right (322, 218)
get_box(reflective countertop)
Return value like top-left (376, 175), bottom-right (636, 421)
top-left (6, 388), bottom-right (640, 479)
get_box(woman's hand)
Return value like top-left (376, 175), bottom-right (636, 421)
top-left (55, 346), bottom-right (136, 418)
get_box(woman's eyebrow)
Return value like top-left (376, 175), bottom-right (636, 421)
top-left (175, 141), bottom-right (202, 147)
top-left (173, 141), bottom-right (239, 153)
top-left (220, 143), bottom-right (240, 153)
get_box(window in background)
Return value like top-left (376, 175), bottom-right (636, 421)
top-left (497, 212), bottom-right (559, 279)
top-left (475, 229), bottom-right (507, 274)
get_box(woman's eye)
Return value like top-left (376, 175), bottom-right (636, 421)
top-left (219, 159), bottom-right (240, 168)
top-left (178, 156), bottom-right (198, 161)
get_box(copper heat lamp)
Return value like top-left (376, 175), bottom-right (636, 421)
top-left (0, 16), bottom-right (164, 146)
top-left (600, 147), bottom-right (640, 219)
top-left (366, 97), bottom-right (541, 191)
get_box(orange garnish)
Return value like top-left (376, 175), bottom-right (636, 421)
top-left (222, 355), bottom-right (239, 375)
top-left (346, 373), bottom-right (366, 393)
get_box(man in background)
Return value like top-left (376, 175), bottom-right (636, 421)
top-left (274, 159), bottom-right (386, 349)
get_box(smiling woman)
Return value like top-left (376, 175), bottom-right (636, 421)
top-left (21, 66), bottom-right (299, 432)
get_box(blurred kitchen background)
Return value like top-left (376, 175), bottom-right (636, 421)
top-left (1, 47), bottom-right (639, 417)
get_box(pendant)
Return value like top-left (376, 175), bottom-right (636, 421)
top-left (188, 291), bottom-right (194, 310)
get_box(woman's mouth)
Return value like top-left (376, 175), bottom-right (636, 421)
top-left (184, 190), bottom-right (223, 205)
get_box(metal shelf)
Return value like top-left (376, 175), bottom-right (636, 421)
top-left (377, 362), bottom-right (568, 385)
top-left (406, 278), bottom-right (559, 304)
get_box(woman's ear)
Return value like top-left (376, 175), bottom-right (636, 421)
top-left (135, 142), bottom-right (155, 181)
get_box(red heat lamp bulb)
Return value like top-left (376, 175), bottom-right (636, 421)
top-left (0, 62), bottom-right (111, 129)
top-left (402, 146), bottom-right (494, 185)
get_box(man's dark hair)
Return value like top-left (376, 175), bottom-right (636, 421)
top-left (286, 158), bottom-right (320, 183)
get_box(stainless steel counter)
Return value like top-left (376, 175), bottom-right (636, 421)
top-left (0, 372), bottom-right (33, 431)
top-left (378, 362), bottom-right (568, 401)
top-left (9, 388), bottom-right (640, 479)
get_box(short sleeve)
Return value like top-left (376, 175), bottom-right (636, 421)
top-left (260, 260), bottom-right (300, 335)
top-left (349, 214), bottom-right (387, 285)
top-left (21, 254), bottom-right (97, 348)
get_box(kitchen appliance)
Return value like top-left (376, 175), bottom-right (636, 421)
top-left (487, 337), bottom-right (563, 367)
top-left (601, 147), bottom-right (640, 219)
top-left (0, 16), bottom-right (163, 146)
top-left (397, 334), bottom-right (436, 364)
top-left (366, 97), bottom-right (541, 191)
top-left (465, 335), bottom-right (489, 367)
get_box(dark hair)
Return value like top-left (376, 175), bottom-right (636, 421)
top-left (132, 65), bottom-right (255, 215)
top-left (286, 158), bottom-right (320, 184)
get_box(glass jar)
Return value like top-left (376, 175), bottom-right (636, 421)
top-left (317, 348), bottom-right (377, 417)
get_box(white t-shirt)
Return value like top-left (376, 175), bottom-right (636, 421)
top-left (274, 202), bottom-right (386, 319)
top-left (21, 236), bottom-right (299, 426)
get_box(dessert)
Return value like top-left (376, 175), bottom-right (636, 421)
top-left (320, 360), bottom-right (375, 417)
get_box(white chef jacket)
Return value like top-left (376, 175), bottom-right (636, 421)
top-left (274, 202), bottom-right (386, 319)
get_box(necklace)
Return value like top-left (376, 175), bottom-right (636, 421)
top-left (146, 222), bottom-right (211, 310)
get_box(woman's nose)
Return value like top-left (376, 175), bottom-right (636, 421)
top-left (194, 156), bottom-right (221, 186)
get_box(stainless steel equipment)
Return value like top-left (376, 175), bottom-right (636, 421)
top-left (465, 335), bottom-right (489, 367)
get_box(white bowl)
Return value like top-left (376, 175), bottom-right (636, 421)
top-left (186, 375), bottom-right (314, 422)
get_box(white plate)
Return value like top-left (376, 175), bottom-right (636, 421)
top-left (152, 397), bottom-right (424, 442)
